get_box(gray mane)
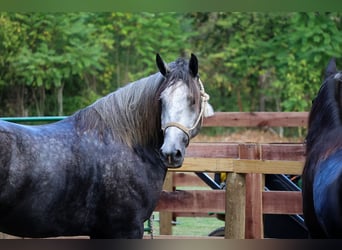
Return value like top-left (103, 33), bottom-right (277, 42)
top-left (74, 73), bottom-right (165, 148)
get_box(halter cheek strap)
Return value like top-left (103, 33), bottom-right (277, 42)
top-left (161, 79), bottom-right (210, 144)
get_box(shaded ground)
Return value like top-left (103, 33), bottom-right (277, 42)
top-left (193, 129), bottom-right (304, 143)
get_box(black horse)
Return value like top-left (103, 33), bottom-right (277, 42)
top-left (0, 54), bottom-right (212, 238)
top-left (302, 58), bottom-right (342, 238)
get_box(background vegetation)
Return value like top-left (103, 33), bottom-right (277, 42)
top-left (0, 12), bottom-right (342, 118)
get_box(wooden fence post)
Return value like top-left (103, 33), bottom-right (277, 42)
top-left (224, 172), bottom-right (246, 239)
top-left (245, 173), bottom-right (263, 238)
top-left (159, 172), bottom-right (173, 235)
top-left (239, 144), bottom-right (264, 239)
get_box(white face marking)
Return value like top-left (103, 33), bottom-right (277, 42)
top-left (160, 80), bottom-right (198, 168)
top-left (160, 81), bottom-right (197, 131)
top-left (159, 78), bottom-right (214, 168)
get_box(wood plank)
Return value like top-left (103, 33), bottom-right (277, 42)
top-left (187, 142), bottom-right (306, 161)
top-left (155, 190), bottom-right (225, 213)
top-left (173, 173), bottom-right (209, 187)
top-left (232, 160), bottom-right (304, 175)
top-left (159, 172), bottom-right (173, 235)
top-left (225, 173), bottom-right (246, 239)
top-left (156, 190), bottom-right (303, 215)
top-left (238, 143), bottom-right (260, 159)
top-left (239, 144), bottom-right (263, 239)
top-left (187, 142), bottom-right (239, 158)
top-left (260, 143), bottom-right (305, 161)
top-left (172, 158), bottom-right (303, 174)
top-left (245, 174), bottom-right (263, 239)
top-left (262, 191), bottom-right (303, 214)
top-left (171, 157), bottom-right (234, 172)
top-left (203, 112), bottom-right (308, 127)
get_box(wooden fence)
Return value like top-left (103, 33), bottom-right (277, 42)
top-left (154, 112), bottom-right (308, 239)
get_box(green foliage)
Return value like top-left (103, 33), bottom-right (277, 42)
top-left (99, 12), bottom-right (195, 93)
top-left (190, 12), bottom-right (342, 112)
top-left (1, 12), bottom-right (342, 119)
top-left (0, 12), bottom-right (111, 115)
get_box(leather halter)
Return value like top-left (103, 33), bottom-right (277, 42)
top-left (161, 79), bottom-right (210, 144)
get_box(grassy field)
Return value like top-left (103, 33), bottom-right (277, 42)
top-left (144, 185), bottom-right (225, 238)
top-left (144, 212), bottom-right (225, 238)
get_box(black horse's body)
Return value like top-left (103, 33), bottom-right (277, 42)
top-left (302, 58), bottom-right (342, 238)
top-left (0, 54), bottom-right (208, 238)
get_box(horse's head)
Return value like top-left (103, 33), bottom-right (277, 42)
top-left (156, 53), bottom-right (213, 168)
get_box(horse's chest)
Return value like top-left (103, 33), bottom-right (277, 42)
top-left (93, 147), bottom-right (166, 209)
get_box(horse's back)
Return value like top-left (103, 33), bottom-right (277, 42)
top-left (0, 119), bottom-right (76, 174)
top-left (313, 149), bottom-right (342, 238)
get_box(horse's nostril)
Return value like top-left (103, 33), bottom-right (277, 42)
top-left (160, 148), bottom-right (182, 165)
top-left (175, 150), bottom-right (182, 159)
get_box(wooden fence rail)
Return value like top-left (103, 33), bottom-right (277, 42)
top-left (203, 112), bottom-right (308, 127)
top-left (155, 112), bottom-right (308, 239)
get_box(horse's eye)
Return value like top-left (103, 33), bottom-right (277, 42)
top-left (187, 96), bottom-right (195, 106)
top-left (182, 134), bottom-right (189, 145)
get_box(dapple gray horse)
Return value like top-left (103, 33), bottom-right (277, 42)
top-left (0, 54), bottom-right (213, 238)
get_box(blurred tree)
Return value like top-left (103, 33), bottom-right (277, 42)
top-left (1, 12), bottom-right (342, 122)
top-left (0, 13), bottom-right (110, 116)
top-left (0, 12), bottom-right (195, 116)
top-left (189, 12), bottom-right (342, 113)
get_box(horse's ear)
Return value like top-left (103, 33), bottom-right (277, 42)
top-left (189, 53), bottom-right (198, 77)
top-left (156, 53), bottom-right (169, 77)
top-left (325, 58), bottom-right (337, 79)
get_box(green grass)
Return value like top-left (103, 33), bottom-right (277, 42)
top-left (144, 192), bottom-right (226, 239)
top-left (144, 184), bottom-right (225, 238)
top-left (144, 212), bottom-right (225, 237)
top-left (171, 216), bottom-right (224, 237)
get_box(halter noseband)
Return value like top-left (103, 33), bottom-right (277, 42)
top-left (161, 79), bottom-right (210, 144)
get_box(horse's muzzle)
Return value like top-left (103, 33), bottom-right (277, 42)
top-left (160, 146), bottom-right (184, 168)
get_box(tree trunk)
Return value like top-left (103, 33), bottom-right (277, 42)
top-left (15, 84), bottom-right (26, 116)
top-left (32, 86), bottom-right (45, 116)
top-left (57, 83), bottom-right (64, 116)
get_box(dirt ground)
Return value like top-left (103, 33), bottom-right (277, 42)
top-left (193, 129), bottom-right (304, 143)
